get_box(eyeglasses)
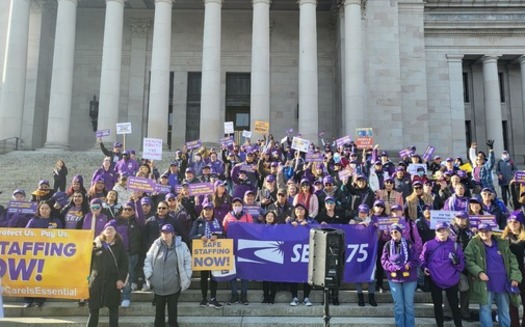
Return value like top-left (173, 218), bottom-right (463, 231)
top-left (157, 207), bottom-right (167, 210)
top-left (414, 187), bottom-right (422, 190)
top-left (123, 207), bottom-right (133, 211)
top-left (90, 205), bottom-right (101, 210)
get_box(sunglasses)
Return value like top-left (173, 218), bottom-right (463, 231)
top-left (90, 205), bottom-right (101, 210)
top-left (326, 202), bottom-right (335, 205)
top-left (414, 187), bottom-right (422, 190)
top-left (123, 207), bottom-right (133, 211)
top-left (277, 194), bottom-right (286, 196)
top-left (157, 207), bottom-right (168, 210)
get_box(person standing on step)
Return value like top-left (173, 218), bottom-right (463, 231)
top-left (87, 221), bottom-right (128, 327)
top-left (420, 222), bottom-right (464, 327)
top-left (52, 159), bottom-right (68, 192)
top-left (144, 224), bottom-right (192, 327)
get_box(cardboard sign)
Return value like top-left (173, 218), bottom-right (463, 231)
top-left (514, 171), bottom-right (525, 184)
top-left (286, 128), bottom-right (294, 135)
top-left (186, 139), bottom-right (202, 150)
top-left (143, 138), bottom-right (163, 161)
top-left (95, 129), bottom-right (110, 138)
top-left (220, 136), bottom-right (234, 147)
top-left (430, 210), bottom-right (456, 229)
top-left (407, 163), bottom-right (427, 176)
top-left (280, 136), bottom-right (288, 144)
top-left (377, 216), bottom-right (401, 231)
top-left (224, 121), bottom-right (234, 134)
top-left (318, 131), bottom-right (326, 137)
top-left (356, 137), bottom-right (373, 149)
top-left (7, 201), bottom-right (38, 215)
top-left (254, 121), bottom-right (270, 134)
top-left (116, 122), bottom-right (132, 135)
top-left (356, 128), bottom-right (373, 137)
top-left (187, 183), bottom-right (214, 196)
top-left (242, 130), bottom-right (252, 138)
top-left (422, 146), bottom-right (435, 161)
top-left (127, 176), bottom-right (156, 193)
top-left (399, 149), bottom-right (411, 158)
top-left (244, 205), bottom-right (262, 218)
top-left (336, 135), bottom-right (352, 148)
top-left (338, 168), bottom-right (354, 181)
top-left (469, 215), bottom-right (498, 229)
top-left (191, 239), bottom-right (234, 271)
top-left (305, 152), bottom-right (324, 163)
top-left (155, 184), bottom-right (172, 193)
top-left (460, 163), bottom-right (473, 173)
top-left (291, 137), bottom-right (310, 153)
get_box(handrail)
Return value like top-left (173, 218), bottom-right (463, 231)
top-left (0, 137), bottom-right (23, 154)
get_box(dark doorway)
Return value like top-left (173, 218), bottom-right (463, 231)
top-left (226, 73), bottom-right (251, 132)
top-left (186, 72), bottom-right (202, 142)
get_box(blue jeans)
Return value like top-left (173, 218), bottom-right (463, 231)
top-left (230, 279), bottom-right (249, 296)
top-left (388, 280), bottom-right (417, 327)
top-left (122, 253), bottom-right (138, 301)
top-left (480, 291), bottom-right (510, 327)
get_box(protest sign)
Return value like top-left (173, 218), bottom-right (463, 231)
top-left (286, 128), bottom-right (294, 135)
top-left (336, 135), bottom-right (352, 148)
top-left (186, 139), bottom-right (202, 150)
top-left (460, 163), bottom-right (473, 173)
top-left (399, 149), bottom-right (411, 158)
top-left (377, 217), bottom-right (401, 231)
top-left (430, 210), bottom-right (456, 229)
top-left (143, 138), bottom-right (163, 160)
top-left (224, 121), bottom-right (234, 134)
top-left (229, 224), bottom-right (377, 283)
top-left (254, 121), bottom-right (270, 134)
top-left (291, 137), bottom-right (310, 153)
top-left (469, 215), bottom-right (498, 229)
top-left (318, 131), bottom-right (326, 137)
top-left (244, 205), bottom-right (262, 219)
top-left (514, 171), bottom-right (525, 185)
top-left (220, 136), bottom-right (234, 147)
top-left (242, 130), bottom-right (252, 138)
top-left (127, 176), bottom-right (156, 193)
top-left (187, 183), bottom-right (214, 196)
top-left (305, 152), bottom-right (324, 163)
top-left (116, 122), bottom-right (132, 135)
top-left (356, 128), bottom-right (373, 149)
top-left (407, 163), bottom-right (427, 176)
top-left (280, 136), bottom-right (288, 144)
top-left (155, 184), bottom-right (172, 193)
top-left (7, 201), bottom-right (37, 215)
top-left (191, 239), bottom-right (234, 271)
top-left (0, 228), bottom-right (94, 299)
top-left (422, 145), bottom-right (435, 161)
top-left (95, 129), bottom-right (110, 138)
top-left (338, 168), bottom-right (354, 181)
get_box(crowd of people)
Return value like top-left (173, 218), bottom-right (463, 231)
top-left (1, 135), bottom-right (525, 327)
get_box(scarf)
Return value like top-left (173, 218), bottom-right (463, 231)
top-left (204, 218), bottom-right (222, 238)
top-left (389, 238), bottom-right (409, 269)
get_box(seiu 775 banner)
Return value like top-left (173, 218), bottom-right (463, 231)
top-left (227, 224), bottom-right (378, 283)
top-left (0, 228), bottom-right (94, 299)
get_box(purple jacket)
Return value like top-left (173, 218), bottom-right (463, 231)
top-left (81, 212), bottom-right (109, 238)
top-left (0, 212), bottom-right (34, 228)
top-left (381, 238), bottom-right (419, 283)
top-left (114, 158), bottom-right (139, 177)
top-left (91, 167), bottom-right (117, 191)
top-left (420, 237), bottom-right (465, 289)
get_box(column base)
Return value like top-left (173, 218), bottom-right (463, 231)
top-left (41, 142), bottom-right (71, 151)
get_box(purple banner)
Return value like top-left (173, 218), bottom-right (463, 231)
top-left (399, 149), bottom-right (411, 158)
top-left (186, 139), bottom-right (202, 150)
top-left (95, 129), bottom-right (111, 138)
top-left (336, 135), bottom-right (352, 148)
top-left (127, 176), bottom-right (156, 193)
top-left (220, 136), bottom-right (234, 147)
top-left (228, 223), bottom-right (378, 283)
top-left (305, 152), bottom-right (324, 163)
top-left (469, 215), bottom-right (498, 229)
top-left (422, 145), bottom-right (435, 161)
top-left (7, 201), bottom-right (37, 215)
top-left (514, 171), bottom-right (525, 184)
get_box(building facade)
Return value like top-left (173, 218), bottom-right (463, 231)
top-left (0, 0), bottom-right (524, 161)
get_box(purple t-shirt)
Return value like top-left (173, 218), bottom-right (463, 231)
top-left (485, 242), bottom-right (507, 293)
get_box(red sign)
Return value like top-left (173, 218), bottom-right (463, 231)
top-left (356, 137), bottom-right (373, 149)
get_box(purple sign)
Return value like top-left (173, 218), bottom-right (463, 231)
top-left (305, 152), bottom-right (324, 163)
top-left (514, 171), bottom-right (525, 184)
top-left (186, 139), bottom-right (202, 150)
top-left (127, 176), bottom-right (156, 193)
top-left (220, 136), bottom-right (234, 147)
top-left (155, 184), bottom-right (172, 193)
top-left (336, 135), bottom-right (352, 148)
top-left (228, 223), bottom-right (378, 283)
top-left (469, 215), bottom-right (498, 229)
top-left (243, 205), bottom-right (262, 218)
top-left (399, 149), bottom-right (411, 158)
top-left (338, 169), bottom-right (353, 181)
top-left (96, 129), bottom-right (111, 138)
top-left (377, 216), bottom-right (401, 231)
top-left (286, 128), bottom-right (294, 135)
top-left (422, 145), bottom-right (435, 161)
top-left (318, 131), bottom-right (326, 137)
top-left (8, 201), bottom-right (37, 215)
top-left (188, 182), bottom-right (214, 196)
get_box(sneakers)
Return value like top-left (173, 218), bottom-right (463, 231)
top-left (121, 300), bottom-right (130, 308)
top-left (23, 302), bottom-right (33, 308)
top-left (262, 296), bottom-right (270, 304)
top-left (200, 298), bottom-right (208, 306)
top-left (227, 294), bottom-right (239, 305)
top-left (240, 295), bottom-right (249, 305)
top-left (141, 283), bottom-right (150, 292)
top-left (290, 297), bottom-right (299, 306)
top-left (303, 297), bottom-right (312, 306)
top-left (208, 298), bottom-right (223, 308)
top-left (131, 283), bottom-right (138, 291)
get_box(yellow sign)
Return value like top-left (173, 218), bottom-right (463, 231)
top-left (254, 121), bottom-right (270, 134)
top-left (191, 239), bottom-right (234, 271)
top-left (460, 162), bottom-right (472, 173)
top-left (0, 228), bottom-right (94, 299)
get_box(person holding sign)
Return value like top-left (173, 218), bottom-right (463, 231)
top-left (87, 221), bottom-right (129, 327)
top-left (98, 141), bottom-right (124, 168)
top-left (420, 222), bottom-right (465, 327)
top-left (469, 141), bottom-right (496, 191)
top-left (480, 188), bottom-right (507, 230)
top-left (144, 224), bottom-right (192, 327)
top-left (501, 211), bottom-right (525, 327)
top-left (464, 223), bottom-right (522, 327)
top-left (405, 181), bottom-right (434, 221)
top-left (189, 199), bottom-right (224, 308)
top-left (293, 179), bottom-right (320, 219)
top-left (0, 189), bottom-right (33, 227)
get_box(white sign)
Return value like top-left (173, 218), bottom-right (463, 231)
top-left (407, 163), bottom-right (427, 176)
top-left (116, 122), bottom-right (132, 135)
top-left (142, 138), bottom-right (163, 160)
top-left (224, 121), bottom-right (234, 134)
top-left (291, 136), bottom-right (311, 153)
top-left (242, 130), bottom-right (252, 138)
top-left (430, 210), bottom-right (456, 229)
top-left (280, 136), bottom-right (288, 144)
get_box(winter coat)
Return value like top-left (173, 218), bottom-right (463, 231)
top-left (420, 237), bottom-right (465, 289)
top-left (464, 235), bottom-right (522, 306)
top-left (496, 158), bottom-right (517, 187)
top-left (114, 200), bottom-right (145, 254)
top-left (381, 238), bottom-right (419, 283)
top-left (88, 236), bottom-right (129, 310)
top-left (143, 236), bottom-right (192, 295)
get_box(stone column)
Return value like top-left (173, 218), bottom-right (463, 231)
top-left (128, 19), bottom-right (150, 148)
top-left (0, 0), bottom-right (31, 140)
top-left (343, 0), bottom-right (364, 137)
top-left (250, 0), bottom-right (271, 135)
top-left (199, 0), bottom-right (223, 144)
top-left (481, 55), bottom-right (504, 155)
top-left (147, 0), bottom-right (174, 142)
top-left (446, 55), bottom-right (466, 157)
top-left (298, 0), bottom-right (318, 141)
top-left (97, 0), bottom-right (126, 142)
top-left (43, 0), bottom-right (78, 149)
top-left (520, 56), bottom-right (525, 125)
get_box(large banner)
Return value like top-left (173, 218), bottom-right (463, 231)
top-left (227, 224), bottom-right (377, 283)
top-left (0, 228), bottom-right (94, 300)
